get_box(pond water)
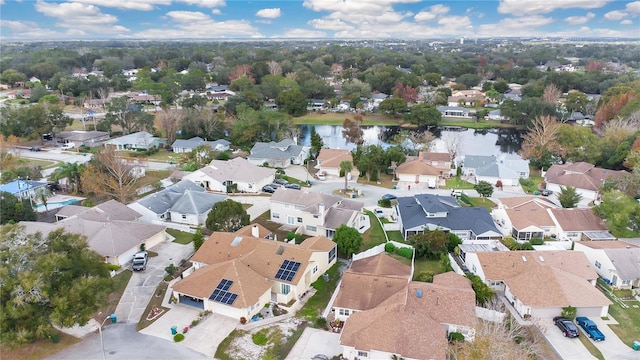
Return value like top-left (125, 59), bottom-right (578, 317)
top-left (298, 125), bottom-right (524, 160)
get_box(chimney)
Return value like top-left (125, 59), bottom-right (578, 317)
top-left (318, 202), bottom-right (325, 224)
top-left (251, 225), bottom-right (259, 238)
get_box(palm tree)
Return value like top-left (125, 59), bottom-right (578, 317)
top-left (51, 162), bottom-right (84, 193)
top-left (340, 160), bottom-right (353, 193)
top-left (34, 187), bottom-right (52, 211)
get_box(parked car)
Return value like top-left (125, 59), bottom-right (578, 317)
top-left (451, 189), bottom-right (464, 197)
top-left (132, 251), bottom-right (148, 271)
top-left (575, 317), bottom-right (605, 341)
top-left (61, 142), bottom-right (76, 150)
top-left (274, 178), bottom-right (289, 185)
top-left (262, 185), bottom-right (276, 193)
top-left (269, 183), bottom-right (282, 189)
top-left (381, 193), bottom-right (397, 200)
top-left (375, 208), bottom-right (385, 217)
top-left (42, 133), bottom-right (53, 141)
top-left (541, 189), bottom-right (553, 196)
top-left (285, 183), bottom-right (301, 190)
top-left (30, 146), bottom-right (41, 152)
top-left (553, 316), bottom-right (579, 338)
top-left (316, 173), bottom-right (326, 181)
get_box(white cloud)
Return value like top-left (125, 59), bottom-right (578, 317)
top-left (437, 15), bottom-right (472, 28)
top-left (307, 18), bottom-right (355, 31)
top-left (166, 11), bottom-right (211, 22)
top-left (256, 8), bottom-right (281, 19)
top-left (497, 0), bottom-right (611, 16)
top-left (211, 9), bottom-right (221, 15)
top-left (429, 4), bottom-right (450, 16)
top-left (0, 20), bottom-right (69, 39)
top-left (604, 10), bottom-right (628, 21)
top-left (414, 11), bottom-right (437, 22)
top-left (72, 0), bottom-right (170, 11)
top-left (278, 28), bottom-right (328, 38)
top-left (35, 0), bottom-right (129, 34)
top-left (621, 19), bottom-right (633, 24)
top-left (625, 1), bottom-right (640, 14)
top-left (175, 0), bottom-right (226, 7)
top-left (478, 16), bottom-right (554, 36)
top-left (134, 10), bottom-right (260, 38)
top-left (0, 0), bottom-right (5, 5)
top-left (564, 12), bottom-right (595, 25)
top-left (414, 4), bottom-right (449, 22)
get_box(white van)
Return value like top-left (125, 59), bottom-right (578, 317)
top-left (451, 189), bottom-right (463, 197)
top-left (61, 142), bottom-right (76, 150)
top-left (316, 173), bottom-right (326, 181)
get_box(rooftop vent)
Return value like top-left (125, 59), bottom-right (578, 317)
top-left (522, 256), bottom-right (527, 262)
top-left (539, 256), bottom-right (544, 262)
top-left (276, 245), bottom-right (285, 255)
top-left (416, 289), bottom-right (423, 298)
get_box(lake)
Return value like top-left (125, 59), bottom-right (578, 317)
top-left (298, 125), bottom-right (524, 160)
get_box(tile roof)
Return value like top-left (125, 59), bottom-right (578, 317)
top-left (340, 274), bottom-right (476, 359)
top-left (550, 208), bottom-right (609, 231)
top-left (545, 162), bottom-right (627, 191)
top-left (316, 149), bottom-right (353, 169)
top-left (201, 157), bottom-right (276, 183)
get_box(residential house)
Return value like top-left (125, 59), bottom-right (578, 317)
top-left (332, 253), bottom-right (411, 322)
top-left (437, 106), bottom-right (474, 118)
top-left (487, 109), bottom-right (508, 121)
top-left (448, 89), bottom-right (485, 107)
top-left (20, 200), bottom-right (166, 266)
top-left (128, 93), bottom-right (161, 106)
top-left (544, 162), bottom-right (627, 201)
top-left (55, 130), bottom-right (109, 146)
top-left (549, 208), bottom-right (614, 242)
top-left (340, 271), bottom-right (476, 360)
top-left (396, 194), bottom-right (502, 241)
top-left (315, 149), bottom-right (353, 177)
top-left (270, 188), bottom-right (366, 239)
top-left (234, 223), bottom-right (273, 239)
top-left (0, 180), bottom-right (47, 201)
top-left (171, 230), bottom-right (337, 319)
top-left (171, 137), bottom-right (231, 154)
top-left (247, 139), bottom-right (309, 168)
top-left (83, 98), bottom-right (106, 109)
top-left (370, 93), bottom-right (388, 107)
top-left (574, 241), bottom-right (640, 289)
top-left (464, 250), bottom-right (611, 318)
top-left (184, 157), bottom-right (275, 193)
top-left (307, 99), bottom-right (328, 112)
top-left (104, 131), bottom-right (167, 151)
top-left (396, 151), bottom-right (452, 188)
top-left (491, 196), bottom-right (559, 240)
top-left (461, 155), bottom-right (530, 186)
top-left (128, 179), bottom-right (226, 226)
top-left (29, 76), bottom-right (41, 83)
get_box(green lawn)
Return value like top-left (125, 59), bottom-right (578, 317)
top-left (360, 211), bottom-right (387, 252)
top-left (468, 197), bottom-right (496, 211)
top-left (578, 332), bottom-right (605, 360)
top-left (18, 158), bottom-right (58, 169)
top-left (604, 297), bottom-right (640, 348)
top-left (446, 177), bottom-right (475, 189)
top-left (297, 262), bottom-right (343, 321)
top-left (136, 170), bottom-right (171, 189)
top-left (387, 231), bottom-right (406, 243)
top-left (167, 228), bottom-right (193, 244)
top-left (388, 254), bottom-right (443, 280)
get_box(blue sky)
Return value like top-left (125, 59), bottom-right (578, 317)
top-left (1, 0), bottom-right (638, 40)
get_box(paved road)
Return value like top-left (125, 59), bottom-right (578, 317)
top-left (115, 241), bottom-right (194, 324)
top-left (47, 323), bottom-right (208, 360)
top-left (541, 318), bottom-right (597, 360)
top-left (591, 317), bottom-right (639, 360)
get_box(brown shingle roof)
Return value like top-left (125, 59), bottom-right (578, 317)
top-left (506, 202), bottom-right (556, 230)
top-left (476, 250), bottom-right (597, 281)
top-left (396, 159), bottom-right (440, 176)
top-left (299, 235), bottom-right (336, 252)
top-left (234, 223), bottom-right (272, 238)
top-left (340, 274), bottom-right (476, 359)
top-left (334, 273), bottom-right (408, 310)
top-left (498, 196), bottom-right (557, 209)
top-left (546, 162), bottom-right (627, 191)
top-left (191, 232), bottom-right (260, 265)
top-left (349, 253), bottom-right (411, 277)
top-left (550, 208), bottom-right (608, 231)
top-left (577, 240), bottom-right (639, 249)
top-left (317, 149), bottom-right (353, 168)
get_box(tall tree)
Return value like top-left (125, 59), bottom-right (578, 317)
top-left (80, 147), bottom-right (144, 203)
top-left (50, 162), bottom-right (84, 193)
top-left (519, 115), bottom-right (561, 166)
top-left (205, 199), bottom-right (249, 232)
top-left (334, 224), bottom-right (362, 258)
top-left (157, 108), bottom-right (182, 144)
top-left (0, 192), bottom-right (36, 224)
top-left (442, 132), bottom-right (463, 163)
top-left (542, 83), bottom-right (562, 104)
top-left (408, 103), bottom-right (441, 127)
top-left (342, 114), bottom-right (364, 146)
top-left (0, 225), bottom-right (111, 346)
top-left (309, 126), bottom-right (324, 159)
top-left (104, 96), bottom-right (154, 135)
top-left (558, 185), bottom-right (583, 208)
top-left (275, 89), bottom-right (308, 117)
top-left (340, 160), bottom-right (353, 192)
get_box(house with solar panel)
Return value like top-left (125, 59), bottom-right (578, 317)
top-left (171, 229), bottom-right (337, 319)
top-left (269, 187), bottom-right (366, 239)
top-left (396, 194), bottom-right (502, 242)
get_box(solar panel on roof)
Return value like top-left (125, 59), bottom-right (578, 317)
top-left (275, 260), bottom-right (301, 282)
top-left (209, 279), bottom-right (238, 305)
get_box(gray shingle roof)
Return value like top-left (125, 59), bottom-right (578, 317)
top-left (137, 179), bottom-right (206, 215)
top-left (604, 248), bottom-right (640, 280)
top-left (172, 137), bottom-right (230, 151)
top-left (170, 190), bottom-right (226, 215)
top-left (248, 139), bottom-right (304, 161)
top-left (397, 194), bottom-right (500, 236)
top-left (201, 157), bottom-right (276, 183)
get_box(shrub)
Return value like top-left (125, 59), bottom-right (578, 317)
top-left (191, 319), bottom-right (200, 327)
top-left (165, 263), bottom-right (176, 276)
top-left (252, 329), bottom-right (269, 345)
top-left (379, 198), bottom-right (391, 208)
top-left (395, 247), bottom-right (413, 259)
top-left (240, 317), bottom-right (247, 324)
top-left (415, 271), bottom-right (434, 283)
top-left (286, 232), bottom-right (296, 240)
top-left (519, 178), bottom-right (534, 188)
top-left (174, 333), bottom-right (185, 342)
top-left (449, 332), bottom-right (465, 342)
top-left (313, 317), bottom-right (327, 329)
top-left (106, 264), bottom-right (119, 271)
top-left (561, 305), bottom-right (577, 321)
top-left (530, 238), bottom-right (544, 245)
top-left (459, 193), bottom-right (473, 205)
top-left (385, 242), bottom-right (396, 253)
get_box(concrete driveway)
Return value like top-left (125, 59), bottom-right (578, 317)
top-left (115, 241), bottom-right (194, 324)
top-left (231, 195), bottom-right (272, 221)
top-left (589, 317), bottom-right (638, 360)
top-left (286, 327), bottom-right (343, 360)
top-left (540, 318), bottom-right (597, 360)
top-left (139, 305), bottom-right (237, 358)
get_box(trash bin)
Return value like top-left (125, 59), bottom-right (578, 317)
top-left (393, 185), bottom-right (397, 190)
top-left (533, 190), bottom-right (539, 195)
top-left (171, 326), bottom-right (177, 335)
top-left (633, 340), bottom-right (640, 351)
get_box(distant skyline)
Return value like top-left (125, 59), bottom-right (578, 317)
top-left (1, 0), bottom-right (639, 40)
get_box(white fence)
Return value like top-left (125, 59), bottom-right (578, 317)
top-left (475, 306), bottom-right (506, 323)
top-left (449, 253), bottom-right (465, 275)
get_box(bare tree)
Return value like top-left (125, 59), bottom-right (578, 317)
top-left (81, 147), bottom-right (145, 203)
top-left (267, 60), bottom-right (282, 76)
top-left (519, 115), bottom-right (561, 161)
top-left (409, 130), bottom-right (436, 155)
top-left (542, 83), bottom-right (562, 104)
top-left (157, 108), bottom-right (182, 144)
top-left (442, 132), bottom-right (463, 163)
top-left (601, 116), bottom-right (640, 142)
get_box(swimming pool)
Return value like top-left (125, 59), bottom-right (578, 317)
top-left (36, 198), bottom-right (81, 211)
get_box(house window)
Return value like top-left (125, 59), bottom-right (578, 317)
top-left (357, 351), bottom-right (368, 358)
top-left (281, 283), bottom-right (290, 295)
top-left (622, 279), bottom-right (631, 285)
top-left (472, 265), bottom-right (477, 273)
top-left (181, 214), bottom-right (187, 220)
top-left (313, 265), bottom-right (318, 274)
top-left (313, 215), bottom-right (319, 219)
top-left (297, 217), bottom-right (303, 223)
top-left (339, 308), bottom-right (350, 316)
top-left (328, 246), bottom-right (336, 263)
top-left (595, 260), bottom-right (601, 269)
top-left (306, 225), bottom-right (317, 232)
top-left (273, 213), bottom-right (280, 219)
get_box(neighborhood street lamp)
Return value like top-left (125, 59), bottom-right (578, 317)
top-left (98, 313), bottom-right (117, 360)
